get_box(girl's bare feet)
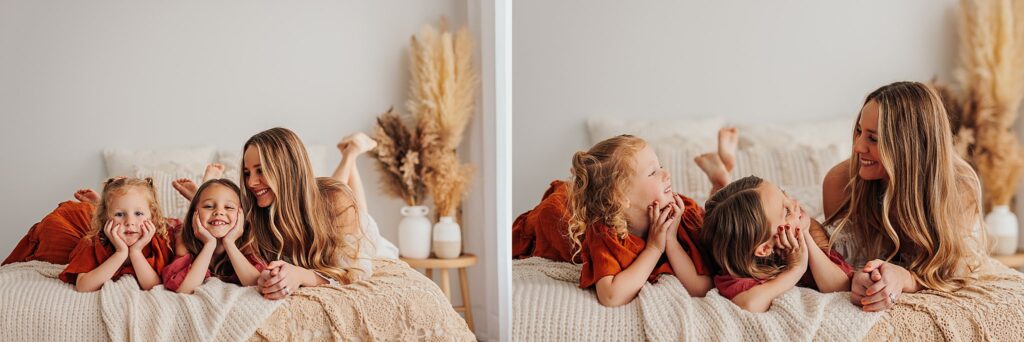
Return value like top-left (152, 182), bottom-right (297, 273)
top-left (202, 163), bottom-right (225, 182)
top-left (718, 127), bottom-right (739, 173)
top-left (694, 153), bottom-right (731, 190)
top-left (74, 189), bottom-right (100, 204)
top-left (337, 132), bottom-right (378, 156)
top-left (171, 178), bottom-right (198, 201)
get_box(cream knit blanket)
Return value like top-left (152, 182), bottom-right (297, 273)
top-left (514, 257), bottom-right (1024, 341)
top-left (0, 260), bottom-right (279, 341)
top-left (251, 259), bottom-right (476, 341)
top-left (514, 257), bottom-right (882, 341)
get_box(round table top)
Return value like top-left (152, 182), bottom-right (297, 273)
top-left (400, 253), bottom-right (478, 268)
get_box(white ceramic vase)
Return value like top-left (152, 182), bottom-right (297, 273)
top-left (432, 216), bottom-right (462, 259)
top-left (398, 206), bottom-right (432, 259)
top-left (986, 205), bottom-right (1019, 256)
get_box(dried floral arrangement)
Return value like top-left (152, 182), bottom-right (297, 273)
top-left (371, 107), bottom-right (426, 206)
top-left (948, 0), bottom-right (1024, 210)
top-left (407, 18), bottom-right (478, 218)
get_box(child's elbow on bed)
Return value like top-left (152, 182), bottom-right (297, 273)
top-left (684, 278), bottom-right (713, 297)
top-left (596, 289), bottom-right (632, 307)
top-left (732, 295), bottom-right (770, 313)
top-left (74, 282), bottom-right (100, 293)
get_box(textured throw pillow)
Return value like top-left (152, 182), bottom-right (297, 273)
top-left (656, 143), bottom-right (845, 220)
top-left (133, 168), bottom-right (202, 221)
top-left (103, 146), bottom-right (216, 178)
top-left (732, 119), bottom-right (853, 153)
top-left (587, 117), bottom-right (724, 150)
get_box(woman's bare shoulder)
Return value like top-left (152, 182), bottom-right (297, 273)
top-left (822, 159), bottom-right (851, 219)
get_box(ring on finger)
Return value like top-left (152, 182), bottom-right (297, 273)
top-left (888, 292), bottom-right (897, 304)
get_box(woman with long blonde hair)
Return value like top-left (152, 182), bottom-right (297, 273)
top-left (822, 81), bottom-right (985, 312)
top-left (243, 127), bottom-right (391, 300)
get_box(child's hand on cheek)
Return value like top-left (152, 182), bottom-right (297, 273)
top-left (129, 220), bottom-right (156, 253)
top-left (105, 221), bottom-right (129, 253)
top-left (775, 225), bottom-right (808, 272)
top-left (665, 195), bottom-right (685, 242)
top-left (193, 212), bottom-right (217, 247)
top-left (645, 201), bottom-right (673, 253)
top-left (222, 211), bottom-right (244, 245)
top-left (798, 205), bottom-right (812, 230)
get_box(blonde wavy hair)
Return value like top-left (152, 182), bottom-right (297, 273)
top-left (87, 177), bottom-right (170, 246)
top-left (567, 135), bottom-right (647, 261)
top-left (243, 128), bottom-right (365, 284)
top-left (825, 81), bottom-right (985, 292)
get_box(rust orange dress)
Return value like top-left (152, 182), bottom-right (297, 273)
top-left (578, 195), bottom-right (708, 289)
top-left (512, 181), bottom-right (709, 289)
top-left (58, 232), bottom-right (174, 285)
top-left (3, 201), bottom-right (94, 265)
top-left (512, 181), bottom-right (578, 262)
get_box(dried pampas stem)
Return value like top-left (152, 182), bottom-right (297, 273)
top-left (954, 0), bottom-right (1024, 210)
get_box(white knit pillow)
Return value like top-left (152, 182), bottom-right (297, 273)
top-left (656, 144), bottom-right (845, 220)
top-left (587, 117), bottom-right (724, 150)
top-left (133, 168), bottom-right (202, 221)
top-left (103, 146), bottom-right (216, 178)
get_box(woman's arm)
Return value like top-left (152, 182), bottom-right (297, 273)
top-left (257, 261), bottom-right (329, 300)
top-left (174, 244), bottom-right (216, 294)
top-left (853, 260), bottom-right (921, 312)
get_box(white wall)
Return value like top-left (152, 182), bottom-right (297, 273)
top-left (0, 0), bottom-right (497, 338)
top-left (512, 0), bottom-right (961, 214)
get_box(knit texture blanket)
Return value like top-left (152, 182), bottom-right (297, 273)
top-left (514, 257), bottom-right (1024, 341)
top-left (0, 260), bottom-right (278, 341)
top-left (250, 259), bottom-right (475, 341)
top-left (1, 259), bottom-right (474, 341)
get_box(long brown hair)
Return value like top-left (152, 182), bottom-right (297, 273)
top-left (699, 176), bottom-right (783, 279)
top-left (180, 179), bottom-right (259, 278)
top-left (566, 134), bottom-right (647, 261)
top-left (243, 127), bottom-right (365, 284)
top-left (87, 177), bottom-right (169, 246)
top-left (825, 81), bottom-right (984, 292)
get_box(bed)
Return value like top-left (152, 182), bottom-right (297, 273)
top-left (0, 147), bottom-right (475, 341)
top-left (511, 118), bottom-right (1024, 341)
top-left (0, 258), bottom-right (474, 341)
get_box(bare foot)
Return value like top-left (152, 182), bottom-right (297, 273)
top-left (203, 163), bottom-right (225, 182)
top-left (74, 189), bottom-right (100, 204)
top-left (171, 178), bottom-right (198, 201)
top-left (337, 132), bottom-right (378, 156)
top-left (694, 153), bottom-right (730, 190)
top-left (718, 127), bottom-right (739, 173)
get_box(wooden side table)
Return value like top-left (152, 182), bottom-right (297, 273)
top-left (993, 252), bottom-right (1024, 269)
top-left (401, 253), bottom-right (478, 332)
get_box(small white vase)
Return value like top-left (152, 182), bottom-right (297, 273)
top-left (398, 206), bottom-right (432, 259)
top-left (986, 205), bottom-right (1019, 256)
top-left (432, 216), bottom-right (462, 259)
